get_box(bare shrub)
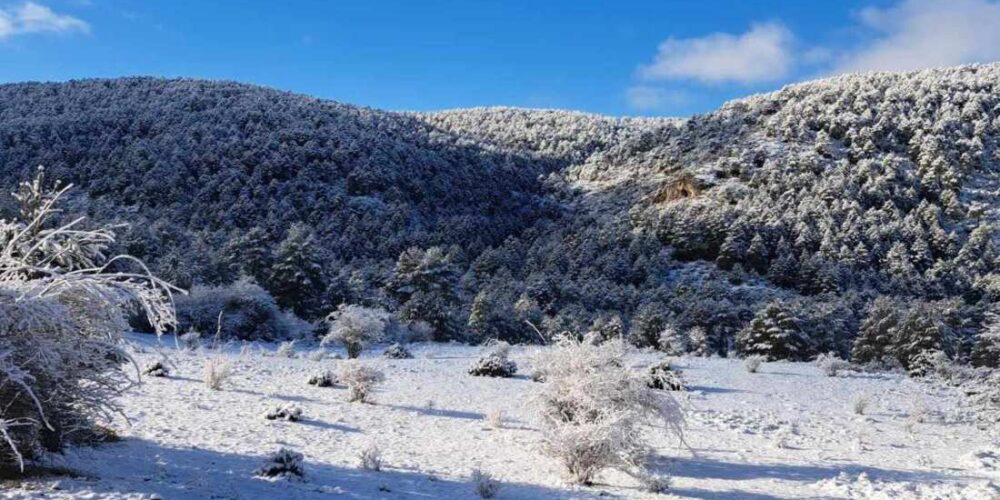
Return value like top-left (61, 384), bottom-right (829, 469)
top-left (142, 361), bottom-right (170, 377)
top-left (634, 469), bottom-right (671, 494)
top-left (816, 353), bottom-right (850, 377)
top-left (308, 348), bottom-right (327, 362)
top-left (470, 468), bottom-right (501, 498)
top-left (744, 355), bottom-right (765, 373)
top-left (322, 304), bottom-right (390, 358)
top-left (203, 356), bottom-right (232, 390)
top-left (307, 370), bottom-right (336, 387)
top-left (0, 169), bottom-right (177, 473)
top-left (338, 361), bottom-right (385, 403)
top-left (469, 341), bottom-right (517, 378)
top-left (531, 335), bottom-right (685, 485)
top-left (276, 340), bottom-right (297, 358)
top-left (359, 444), bottom-right (383, 471)
top-left (178, 329), bottom-right (202, 351)
top-left (485, 409), bottom-right (504, 429)
top-left (853, 393), bottom-right (871, 415)
top-left (255, 447), bottom-right (304, 479)
top-left (263, 405), bottom-right (303, 422)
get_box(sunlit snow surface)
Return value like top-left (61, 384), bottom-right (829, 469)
top-left (5, 335), bottom-right (998, 499)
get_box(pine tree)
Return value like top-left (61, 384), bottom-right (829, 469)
top-left (971, 311), bottom-right (1000, 368)
top-left (735, 302), bottom-right (811, 361)
top-left (851, 296), bottom-right (900, 364)
top-left (268, 223), bottom-right (328, 319)
top-left (891, 304), bottom-right (945, 372)
top-left (225, 226), bottom-right (273, 284)
top-left (388, 246), bottom-right (459, 340)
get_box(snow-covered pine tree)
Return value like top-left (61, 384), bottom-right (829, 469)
top-left (971, 310), bottom-right (1000, 368)
top-left (851, 296), bottom-right (901, 364)
top-left (735, 302), bottom-right (811, 361)
top-left (388, 246), bottom-right (459, 340)
top-left (268, 223), bottom-right (328, 319)
top-left (891, 304), bottom-right (947, 373)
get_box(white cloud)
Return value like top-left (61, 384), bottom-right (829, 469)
top-left (0, 2), bottom-right (89, 39)
top-left (625, 86), bottom-right (690, 111)
top-left (835, 0), bottom-right (1000, 73)
top-left (638, 23), bottom-right (794, 84)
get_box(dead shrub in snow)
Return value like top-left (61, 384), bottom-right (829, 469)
top-left (852, 393), bottom-right (871, 415)
top-left (338, 361), bottom-right (385, 403)
top-left (178, 329), bottom-right (201, 351)
top-left (469, 340), bottom-right (517, 378)
top-left (531, 335), bottom-right (684, 485)
top-left (359, 444), bottom-right (383, 471)
top-left (142, 361), bottom-right (170, 377)
top-left (744, 355), bottom-right (765, 373)
top-left (307, 370), bottom-right (336, 387)
top-left (0, 169), bottom-right (177, 473)
top-left (308, 348), bottom-right (327, 362)
top-left (255, 447), bottom-right (304, 479)
top-left (264, 404), bottom-right (303, 422)
top-left (383, 343), bottom-right (413, 359)
top-left (470, 468), bottom-right (501, 498)
top-left (816, 353), bottom-right (851, 377)
top-left (634, 469), bottom-right (671, 494)
top-left (322, 304), bottom-right (390, 359)
top-left (275, 340), bottom-right (297, 358)
top-left (485, 409), bottom-right (504, 429)
top-left (203, 356), bottom-right (232, 390)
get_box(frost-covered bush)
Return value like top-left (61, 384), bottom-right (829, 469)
top-left (178, 329), bottom-right (201, 351)
top-left (470, 468), bottom-right (501, 498)
top-left (852, 393), bottom-right (871, 415)
top-left (338, 361), bottom-right (385, 403)
top-left (965, 370), bottom-right (1000, 437)
top-left (383, 343), bottom-right (413, 359)
top-left (307, 370), bottom-right (336, 387)
top-left (276, 340), bottom-right (297, 358)
top-left (308, 348), bottom-right (327, 362)
top-left (175, 279), bottom-right (308, 342)
top-left (203, 356), bottom-right (232, 390)
top-left (485, 409), bottom-right (504, 429)
top-left (816, 353), bottom-right (851, 377)
top-left (744, 355), bottom-right (766, 373)
top-left (322, 304), bottom-right (390, 359)
top-left (468, 341), bottom-right (518, 378)
top-left (142, 361), bottom-right (170, 378)
top-left (255, 447), bottom-right (304, 479)
top-left (657, 326), bottom-right (688, 355)
top-left (264, 404), bottom-right (303, 422)
top-left (0, 170), bottom-right (176, 473)
top-left (531, 335), bottom-right (684, 485)
top-left (359, 444), bottom-right (383, 471)
top-left (646, 360), bottom-right (685, 391)
top-left (635, 469), bottom-right (671, 494)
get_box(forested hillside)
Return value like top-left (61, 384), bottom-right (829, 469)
top-left (0, 66), bottom-right (997, 366)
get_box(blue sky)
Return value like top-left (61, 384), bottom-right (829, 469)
top-left (1, 0), bottom-right (999, 116)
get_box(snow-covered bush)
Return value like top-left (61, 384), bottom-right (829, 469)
top-left (531, 335), bottom-right (684, 485)
top-left (203, 356), bottom-right (232, 390)
top-left (307, 370), bottom-right (336, 387)
top-left (322, 304), bottom-right (390, 359)
top-left (744, 355), bottom-right (765, 373)
top-left (468, 341), bottom-right (517, 378)
top-left (264, 404), bottom-right (303, 422)
top-left (359, 444), bottom-right (383, 471)
top-left (175, 279), bottom-right (307, 342)
top-left (470, 468), bottom-right (501, 498)
top-left (276, 340), bottom-right (297, 358)
top-left (383, 343), bottom-right (413, 359)
top-left (142, 361), bottom-right (170, 378)
top-left (657, 326), bottom-right (688, 355)
top-left (178, 329), bottom-right (202, 351)
top-left (816, 353), bottom-right (851, 377)
top-left (255, 447), bottom-right (304, 479)
top-left (338, 361), bottom-right (385, 403)
top-left (647, 360), bottom-right (685, 391)
top-left (0, 170), bottom-right (176, 473)
top-left (635, 469), bottom-right (671, 494)
top-left (308, 348), bottom-right (327, 362)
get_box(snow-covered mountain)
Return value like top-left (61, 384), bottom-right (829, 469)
top-left (0, 66), bottom-right (996, 358)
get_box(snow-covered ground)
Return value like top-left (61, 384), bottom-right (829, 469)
top-left (5, 337), bottom-right (999, 499)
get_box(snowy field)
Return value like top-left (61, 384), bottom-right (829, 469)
top-left (5, 336), bottom-right (999, 500)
